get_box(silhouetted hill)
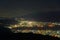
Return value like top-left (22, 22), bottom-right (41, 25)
top-left (0, 32), bottom-right (60, 40)
top-left (0, 17), bottom-right (18, 25)
top-left (23, 11), bottom-right (60, 22)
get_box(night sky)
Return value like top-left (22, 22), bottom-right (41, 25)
top-left (0, 0), bottom-right (60, 17)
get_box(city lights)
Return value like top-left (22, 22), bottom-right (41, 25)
top-left (6, 18), bottom-right (60, 38)
top-left (8, 27), bottom-right (12, 29)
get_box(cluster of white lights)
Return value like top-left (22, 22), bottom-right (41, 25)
top-left (7, 20), bottom-right (60, 29)
top-left (6, 20), bottom-right (60, 38)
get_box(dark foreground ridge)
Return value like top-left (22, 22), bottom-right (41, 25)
top-left (0, 32), bottom-right (60, 40)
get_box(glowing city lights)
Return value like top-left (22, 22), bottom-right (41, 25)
top-left (6, 18), bottom-right (60, 38)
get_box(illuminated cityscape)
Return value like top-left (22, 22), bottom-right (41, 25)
top-left (5, 18), bottom-right (60, 38)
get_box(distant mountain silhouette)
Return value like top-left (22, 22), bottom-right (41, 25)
top-left (0, 17), bottom-right (18, 26)
top-left (22, 11), bottom-right (60, 22)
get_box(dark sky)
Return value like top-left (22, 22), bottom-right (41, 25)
top-left (0, 0), bottom-right (60, 17)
